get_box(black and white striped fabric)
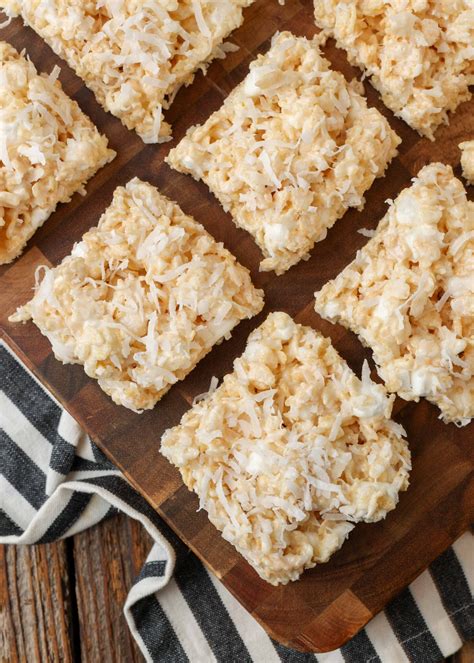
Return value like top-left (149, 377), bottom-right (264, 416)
top-left (1, 340), bottom-right (472, 663)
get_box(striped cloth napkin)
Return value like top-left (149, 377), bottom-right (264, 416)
top-left (1, 340), bottom-right (472, 663)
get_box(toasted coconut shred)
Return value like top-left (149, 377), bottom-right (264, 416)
top-left (460, 140), bottom-right (474, 186)
top-left (10, 178), bottom-right (264, 411)
top-left (314, 0), bottom-right (474, 139)
top-left (161, 312), bottom-right (411, 585)
top-left (0, 41), bottom-right (115, 264)
top-left (0, 0), bottom-right (255, 143)
top-left (166, 31), bottom-right (400, 275)
top-left (315, 163), bottom-right (474, 427)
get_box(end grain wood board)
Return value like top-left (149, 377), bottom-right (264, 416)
top-left (1, 0), bottom-right (473, 652)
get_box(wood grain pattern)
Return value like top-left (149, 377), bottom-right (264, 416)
top-left (73, 517), bottom-right (149, 663)
top-left (0, 515), bottom-right (153, 663)
top-left (0, 0), bottom-right (473, 652)
top-left (0, 542), bottom-right (74, 662)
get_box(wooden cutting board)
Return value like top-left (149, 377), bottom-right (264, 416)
top-left (1, 0), bottom-right (473, 652)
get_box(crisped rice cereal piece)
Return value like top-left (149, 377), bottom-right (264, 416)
top-left (166, 32), bottom-right (400, 275)
top-left (0, 0), bottom-right (255, 143)
top-left (0, 41), bottom-right (114, 264)
top-left (460, 141), bottom-right (474, 186)
top-left (315, 163), bottom-right (474, 426)
top-left (10, 178), bottom-right (264, 411)
top-left (161, 312), bottom-right (411, 585)
top-left (314, 1), bottom-right (474, 139)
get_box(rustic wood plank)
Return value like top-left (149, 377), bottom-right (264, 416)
top-left (0, 542), bottom-right (74, 663)
top-left (73, 514), bottom-right (150, 663)
top-left (0, 0), bottom-right (473, 652)
top-left (0, 515), bottom-right (153, 663)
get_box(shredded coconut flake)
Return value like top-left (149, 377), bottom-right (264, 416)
top-left (192, 376), bottom-right (219, 406)
top-left (192, 0), bottom-right (211, 38)
top-left (48, 64), bottom-right (61, 83)
top-left (358, 227), bottom-right (376, 238)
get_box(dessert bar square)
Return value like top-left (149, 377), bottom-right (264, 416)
top-left (315, 163), bottom-right (474, 426)
top-left (161, 312), bottom-right (410, 584)
top-left (166, 31), bottom-right (400, 274)
top-left (314, 0), bottom-right (474, 138)
top-left (11, 178), bottom-right (264, 411)
top-left (0, 41), bottom-right (114, 264)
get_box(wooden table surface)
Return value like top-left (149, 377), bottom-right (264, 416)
top-left (0, 513), bottom-right (472, 662)
top-left (1, 514), bottom-right (148, 662)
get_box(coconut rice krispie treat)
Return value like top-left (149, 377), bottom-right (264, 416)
top-left (161, 312), bottom-right (411, 585)
top-left (314, 1), bottom-right (474, 139)
top-left (10, 178), bottom-right (264, 411)
top-left (0, 41), bottom-right (114, 265)
top-left (315, 163), bottom-right (474, 426)
top-left (166, 32), bottom-right (400, 275)
top-left (0, 0), bottom-right (255, 143)
top-left (460, 141), bottom-right (474, 186)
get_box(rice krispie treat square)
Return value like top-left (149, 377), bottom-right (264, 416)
top-left (166, 32), bottom-right (400, 275)
top-left (0, 0), bottom-right (255, 143)
top-left (161, 312), bottom-right (411, 585)
top-left (314, 1), bottom-right (474, 139)
top-left (0, 41), bottom-right (115, 265)
top-left (315, 163), bottom-right (474, 427)
top-left (10, 178), bottom-right (264, 411)
top-left (460, 141), bottom-right (474, 186)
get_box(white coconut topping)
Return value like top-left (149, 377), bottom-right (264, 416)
top-left (314, 1), bottom-right (474, 139)
top-left (315, 163), bottom-right (474, 426)
top-left (460, 141), bottom-right (474, 186)
top-left (0, 41), bottom-right (114, 264)
top-left (166, 31), bottom-right (400, 274)
top-left (10, 178), bottom-right (264, 411)
top-left (1, 0), bottom-right (255, 143)
top-left (358, 227), bottom-right (376, 238)
top-left (161, 312), bottom-right (411, 585)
